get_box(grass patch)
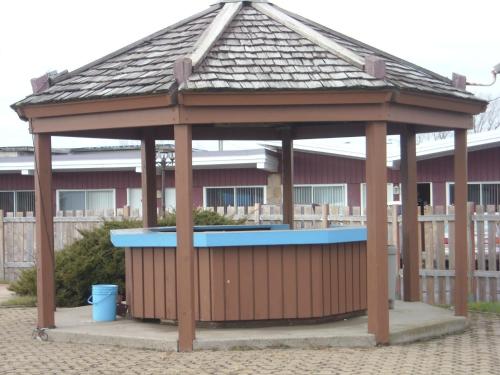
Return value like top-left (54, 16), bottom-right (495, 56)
top-left (0, 295), bottom-right (37, 307)
top-left (468, 301), bottom-right (500, 314)
top-left (0, 279), bottom-right (9, 285)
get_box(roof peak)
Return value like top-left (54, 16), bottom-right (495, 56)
top-left (216, 0), bottom-right (270, 3)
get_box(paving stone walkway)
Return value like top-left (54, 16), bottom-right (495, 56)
top-left (0, 307), bottom-right (499, 374)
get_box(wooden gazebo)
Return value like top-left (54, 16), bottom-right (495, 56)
top-left (12, 0), bottom-right (487, 352)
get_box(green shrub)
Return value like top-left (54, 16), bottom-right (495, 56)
top-left (9, 220), bottom-right (141, 307)
top-left (9, 210), bottom-right (241, 307)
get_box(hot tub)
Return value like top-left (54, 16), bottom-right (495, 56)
top-left (111, 225), bottom-right (367, 323)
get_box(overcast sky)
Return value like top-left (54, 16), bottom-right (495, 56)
top-left (1, 0), bottom-right (499, 149)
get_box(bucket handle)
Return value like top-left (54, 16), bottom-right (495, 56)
top-left (87, 293), bottom-right (115, 305)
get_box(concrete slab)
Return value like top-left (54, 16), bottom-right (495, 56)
top-left (388, 301), bottom-right (468, 345)
top-left (51, 306), bottom-right (178, 351)
top-left (48, 301), bottom-right (468, 352)
top-left (0, 284), bottom-right (14, 304)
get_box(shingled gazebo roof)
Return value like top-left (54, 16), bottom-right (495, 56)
top-left (13, 0), bottom-right (478, 109)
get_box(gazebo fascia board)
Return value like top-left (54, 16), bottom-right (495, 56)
top-left (19, 89), bottom-right (485, 121)
top-left (178, 90), bottom-right (486, 116)
top-left (18, 94), bottom-right (175, 120)
top-left (27, 102), bottom-right (474, 136)
top-left (20, 88), bottom-right (483, 137)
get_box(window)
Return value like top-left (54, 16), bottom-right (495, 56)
top-left (0, 191), bottom-right (35, 213)
top-left (204, 186), bottom-right (265, 207)
top-left (57, 189), bottom-right (115, 211)
top-left (448, 182), bottom-right (500, 207)
top-left (127, 188), bottom-right (176, 213)
top-left (294, 184), bottom-right (347, 206)
top-left (127, 188), bottom-right (142, 212)
top-left (360, 183), bottom-right (394, 213)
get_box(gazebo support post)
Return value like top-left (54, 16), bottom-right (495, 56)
top-left (34, 133), bottom-right (55, 328)
top-left (282, 132), bottom-right (294, 227)
top-left (174, 124), bottom-right (196, 352)
top-left (454, 129), bottom-right (468, 317)
top-left (365, 122), bottom-right (389, 344)
top-left (400, 127), bottom-right (420, 301)
top-left (141, 133), bottom-right (157, 228)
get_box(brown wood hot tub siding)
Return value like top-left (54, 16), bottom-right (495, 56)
top-left (125, 242), bottom-right (367, 322)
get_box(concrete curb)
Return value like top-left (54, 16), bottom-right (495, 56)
top-left (389, 317), bottom-right (468, 345)
top-left (48, 330), bottom-right (178, 351)
top-left (194, 334), bottom-right (376, 351)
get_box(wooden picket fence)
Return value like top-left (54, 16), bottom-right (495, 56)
top-left (410, 204), bottom-right (500, 304)
top-left (0, 204), bottom-right (499, 305)
top-left (0, 208), bottom-right (141, 281)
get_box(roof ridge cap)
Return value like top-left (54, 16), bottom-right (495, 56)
top-left (175, 2), bottom-right (243, 85)
top-left (189, 2), bottom-right (243, 68)
top-left (252, 2), bottom-right (365, 70)
top-left (49, 4), bottom-right (222, 87)
top-left (274, 5), bottom-right (455, 86)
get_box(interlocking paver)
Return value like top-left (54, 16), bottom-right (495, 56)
top-left (0, 307), bottom-right (499, 374)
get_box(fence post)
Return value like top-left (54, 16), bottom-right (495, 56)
top-left (123, 205), bottom-right (130, 219)
top-left (467, 202), bottom-right (475, 301)
top-left (254, 203), bottom-right (261, 225)
top-left (390, 205), bottom-right (401, 298)
top-left (321, 204), bottom-right (329, 229)
top-left (0, 210), bottom-right (4, 280)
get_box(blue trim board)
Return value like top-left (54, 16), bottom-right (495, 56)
top-left (150, 224), bottom-right (289, 232)
top-left (111, 225), bottom-right (367, 248)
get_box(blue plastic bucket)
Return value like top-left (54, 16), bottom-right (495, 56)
top-left (87, 284), bottom-right (118, 322)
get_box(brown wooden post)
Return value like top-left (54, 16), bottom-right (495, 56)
top-left (34, 134), bottom-right (55, 328)
top-left (141, 134), bottom-right (157, 228)
top-left (454, 129), bottom-right (468, 317)
top-left (365, 122), bottom-right (389, 344)
top-left (400, 127), bottom-right (420, 301)
top-left (174, 124), bottom-right (195, 352)
top-left (282, 132), bottom-right (294, 227)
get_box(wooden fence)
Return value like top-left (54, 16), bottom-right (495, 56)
top-left (0, 208), bottom-right (140, 281)
top-left (412, 204), bottom-right (500, 304)
top-left (0, 204), bottom-right (498, 305)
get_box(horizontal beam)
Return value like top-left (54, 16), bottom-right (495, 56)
top-left (393, 91), bottom-right (487, 115)
top-left (179, 90), bottom-right (393, 106)
top-left (388, 103), bottom-right (473, 129)
top-left (180, 104), bottom-right (388, 124)
top-left (20, 94), bottom-right (174, 119)
top-left (31, 107), bottom-right (179, 133)
top-left (30, 100), bottom-right (474, 136)
top-left (51, 128), bottom-right (144, 140)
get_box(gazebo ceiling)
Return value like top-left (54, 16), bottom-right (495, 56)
top-left (12, 0), bottom-right (488, 139)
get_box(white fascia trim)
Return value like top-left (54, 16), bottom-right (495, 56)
top-left (0, 158), bottom-right (141, 173)
top-left (193, 155), bottom-right (278, 172)
top-left (0, 152), bottom-right (279, 174)
top-left (392, 129), bottom-right (500, 168)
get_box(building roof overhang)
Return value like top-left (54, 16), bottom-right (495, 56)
top-left (0, 148), bottom-right (278, 174)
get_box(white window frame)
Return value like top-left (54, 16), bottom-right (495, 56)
top-left (0, 190), bottom-right (35, 213)
top-left (446, 181), bottom-right (500, 209)
top-left (203, 185), bottom-right (267, 208)
top-left (360, 183), bottom-right (394, 213)
top-left (293, 183), bottom-right (348, 206)
top-left (56, 189), bottom-right (116, 212)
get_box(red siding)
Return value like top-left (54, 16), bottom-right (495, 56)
top-left (0, 146), bottom-right (498, 210)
